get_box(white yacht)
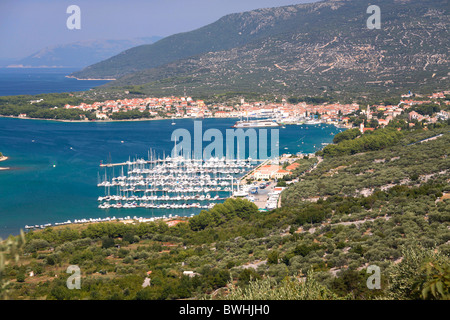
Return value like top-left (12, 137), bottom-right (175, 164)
top-left (232, 119), bottom-right (280, 128)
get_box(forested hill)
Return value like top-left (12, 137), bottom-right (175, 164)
top-left (72, 0), bottom-right (449, 99)
top-left (282, 125), bottom-right (450, 205)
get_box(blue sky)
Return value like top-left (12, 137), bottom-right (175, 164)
top-left (0, 0), bottom-right (317, 59)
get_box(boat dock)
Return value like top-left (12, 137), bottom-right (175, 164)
top-left (100, 162), bottom-right (128, 167)
top-left (25, 214), bottom-right (187, 231)
top-left (97, 154), bottom-right (259, 210)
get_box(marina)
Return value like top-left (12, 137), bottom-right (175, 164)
top-left (96, 151), bottom-right (259, 211)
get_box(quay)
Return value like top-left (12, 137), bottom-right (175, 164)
top-left (100, 162), bottom-right (128, 167)
top-left (100, 157), bottom-right (265, 168)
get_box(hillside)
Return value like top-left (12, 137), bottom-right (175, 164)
top-left (13, 37), bottom-right (161, 69)
top-left (1, 124), bottom-right (449, 300)
top-left (70, 2), bottom-right (324, 80)
top-left (74, 0), bottom-right (449, 100)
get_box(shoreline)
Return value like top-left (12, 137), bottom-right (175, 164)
top-left (0, 114), bottom-right (241, 123)
top-left (65, 75), bottom-right (117, 81)
top-left (0, 114), bottom-right (169, 123)
top-left (0, 114), bottom-right (343, 126)
top-left (21, 214), bottom-right (191, 234)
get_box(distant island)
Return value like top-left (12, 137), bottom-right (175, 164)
top-left (5, 37), bottom-right (162, 69)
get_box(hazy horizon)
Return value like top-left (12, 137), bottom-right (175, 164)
top-left (0, 0), bottom-right (317, 60)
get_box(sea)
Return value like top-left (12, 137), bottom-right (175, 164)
top-left (0, 69), bottom-right (344, 238)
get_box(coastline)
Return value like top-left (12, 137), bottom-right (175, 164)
top-left (0, 114), bottom-right (240, 123)
top-left (65, 75), bottom-right (117, 81)
top-left (0, 114), bottom-right (344, 125)
top-left (0, 115), bottom-right (343, 128)
top-left (0, 114), bottom-right (167, 123)
top-left (23, 214), bottom-right (189, 234)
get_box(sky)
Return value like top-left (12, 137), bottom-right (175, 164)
top-left (0, 0), bottom-right (317, 60)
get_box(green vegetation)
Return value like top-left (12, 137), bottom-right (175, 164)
top-left (223, 269), bottom-right (340, 300)
top-left (387, 244), bottom-right (450, 300)
top-left (0, 231), bottom-right (26, 298)
top-left (0, 92), bottom-right (164, 121)
top-left (1, 0), bottom-right (448, 301)
top-left (0, 93), bottom-right (96, 121)
top-left (285, 126), bottom-right (449, 201)
top-left (318, 128), bottom-right (403, 158)
top-left (277, 158), bottom-right (318, 186)
top-left (109, 110), bottom-right (156, 120)
top-left (287, 96), bottom-right (334, 105)
top-left (332, 128), bottom-right (361, 144)
top-left (189, 198), bottom-right (259, 231)
top-left (409, 103), bottom-right (447, 116)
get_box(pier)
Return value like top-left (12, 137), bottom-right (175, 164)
top-left (100, 162), bottom-right (128, 167)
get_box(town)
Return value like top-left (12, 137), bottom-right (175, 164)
top-left (59, 91), bottom-right (449, 127)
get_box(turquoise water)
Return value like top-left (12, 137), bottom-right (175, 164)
top-left (0, 117), bottom-right (343, 237)
top-left (0, 68), bottom-right (109, 96)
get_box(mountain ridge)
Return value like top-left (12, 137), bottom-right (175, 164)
top-left (70, 1), bottom-right (332, 79)
top-left (74, 0), bottom-right (449, 99)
